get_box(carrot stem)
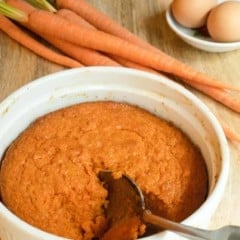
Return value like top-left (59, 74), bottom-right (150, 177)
top-left (25, 0), bottom-right (56, 12)
top-left (0, 1), bottom-right (28, 22)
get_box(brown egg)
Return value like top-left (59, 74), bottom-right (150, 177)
top-left (207, 1), bottom-right (240, 42)
top-left (171, 0), bottom-right (217, 28)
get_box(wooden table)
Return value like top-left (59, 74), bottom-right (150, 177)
top-left (0, 0), bottom-right (240, 232)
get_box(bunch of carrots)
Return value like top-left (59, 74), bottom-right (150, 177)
top-left (0, 0), bottom-right (239, 142)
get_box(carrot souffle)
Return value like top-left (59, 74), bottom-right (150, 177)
top-left (0, 101), bottom-right (208, 240)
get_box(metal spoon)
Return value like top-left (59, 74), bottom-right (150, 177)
top-left (99, 170), bottom-right (240, 240)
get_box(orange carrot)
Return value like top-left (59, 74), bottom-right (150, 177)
top-left (56, 8), bottom-right (154, 70)
top-left (6, 0), bottom-right (240, 92)
top-left (56, 0), bottom-right (157, 51)
top-left (56, 9), bottom-right (120, 66)
top-left (106, 52), bottom-right (240, 114)
top-left (189, 82), bottom-right (240, 113)
top-left (55, 0), bottom-right (240, 92)
top-left (219, 120), bottom-right (240, 142)
top-left (5, 0), bottom-right (120, 67)
top-left (0, 14), bottom-right (82, 68)
top-left (57, 8), bottom-right (95, 30)
top-left (119, 60), bottom-right (240, 113)
top-left (7, 0), bottom-right (239, 92)
top-left (56, 8), bottom-right (214, 85)
top-left (55, 9), bottom-right (190, 78)
top-left (111, 55), bottom-right (157, 74)
top-left (38, 12), bottom-right (240, 90)
top-left (43, 35), bottom-right (121, 67)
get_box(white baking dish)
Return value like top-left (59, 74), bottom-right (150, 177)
top-left (0, 67), bottom-right (229, 240)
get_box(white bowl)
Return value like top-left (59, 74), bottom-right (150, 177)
top-left (166, 8), bottom-right (240, 53)
top-left (0, 67), bottom-right (229, 240)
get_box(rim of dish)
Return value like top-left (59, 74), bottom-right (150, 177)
top-left (0, 67), bottom-right (230, 240)
top-left (165, 8), bottom-right (240, 48)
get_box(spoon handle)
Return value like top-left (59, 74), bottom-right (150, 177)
top-left (143, 210), bottom-right (213, 240)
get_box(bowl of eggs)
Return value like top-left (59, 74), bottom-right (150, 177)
top-left (166, 0), bottom-right (240, 52)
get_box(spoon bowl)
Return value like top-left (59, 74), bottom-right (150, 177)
top-left (99, 170), bottom-right (240, 240)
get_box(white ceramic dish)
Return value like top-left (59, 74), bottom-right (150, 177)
top-left (166, 8), bottom-right (240, 53)
top-left (0, 67), bottom-right (229, 240)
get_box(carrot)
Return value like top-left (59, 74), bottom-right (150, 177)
top-left (139, 64), bottom-right (240, 113)
top-left (55, 0), bottom-right (240, 92)
top-left (219, 120), bottom-right (240, 143)
top-left (55, 9), bottom-right (190, 77)
top-left (56, 9), bottom-right (120, 66)
top-left (118, 59), bottom-right (240, 113)
top-left (58, 7), bottom-right (227, 89)
top-left (7, 0), bottom-right (240, 92)
top-left (56, 0), bottom-right (157, 52)
top-left (8, 0), bottom-right (240, 113)
top-left (110, 55), bottom-right (157, 73)
top-left (6, 0), bottom-right (120, 67)
top-left (189, 82), bottom-right (240, 113)
top-left (57, 8), bottom-right (95, 29)
top-left (39, 12), bottom-right (240, 90)
top-left (6, 0), bottom-right (240, 92)
top-left (56, 8), bottom-right (153, 69)
top-left (0, 1), bottom-right (28, 22)
top-left (42, 35), bottom-right (121, 67)
top-left (0, 14), bottom-right (82, 68)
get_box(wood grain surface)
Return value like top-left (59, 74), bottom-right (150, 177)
top-left (0, 0), bottom-right (240, 234)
